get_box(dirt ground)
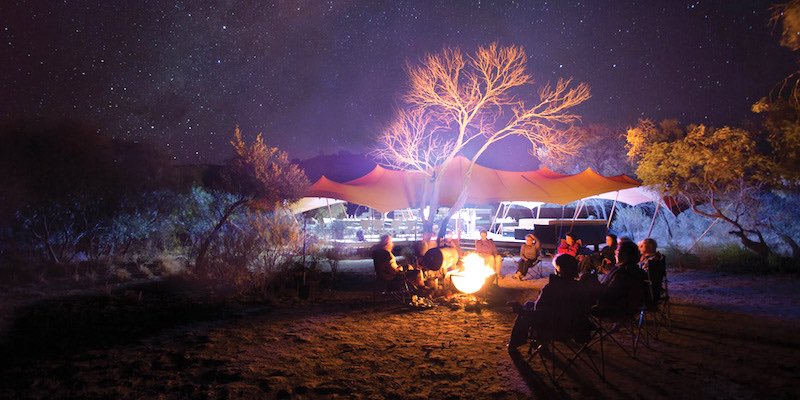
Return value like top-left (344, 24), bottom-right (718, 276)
top-left (0, 260), bottom-right (799, 400)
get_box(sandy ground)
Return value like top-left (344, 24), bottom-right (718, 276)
top-left (0, 259), bottom-right (799, 399)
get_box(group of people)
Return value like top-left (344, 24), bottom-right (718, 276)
top-left (508, 232), bottom-right (667, 348)
top-left (371, 230), bottom-right (667, 330)
top-left (474, 230), bottom-right (540, 282)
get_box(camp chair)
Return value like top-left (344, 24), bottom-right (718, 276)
top-left (373, 275), bottom-right (418, 304)
top-left (524, 258), bottom-right (546, 279)
top-left (642, 275), bottom-right (671, 341)
top-left (653, 275), bottom-right (671, 331)
top-left (589, 305), bottom-right (647, 359)
top-left (640, 256), bottom-right (671, 341)
top-left (524, 310), bottom-right (607, 382)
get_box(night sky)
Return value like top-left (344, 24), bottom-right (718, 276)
top-left (2, 0), bottom-right (796, 166)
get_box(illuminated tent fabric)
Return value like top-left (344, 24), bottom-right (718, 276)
top-left (287, 197), bottom-right (346, 214)
top-left (587, 186), bottom-right (686, 215)
top-left (307, 170), bottom-right (424, 213)
top-left (588, 186), bottom-right (661, 206)
top-left (307, 156), bottom-right (640, 212)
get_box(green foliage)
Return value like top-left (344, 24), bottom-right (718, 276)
top-left (194, 128), bottom-right (310, 271)
top-left (629, 122), bottom-right (774, 196)
top-left (625, 119), bottom-right (783, 257)
top-left (229, 126), bottom-right (310, 210)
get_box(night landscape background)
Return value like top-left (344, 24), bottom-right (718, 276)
top-left (1, 1), bottom-right (800, 399)
top-left (2, 0), bottom-right (795, 166)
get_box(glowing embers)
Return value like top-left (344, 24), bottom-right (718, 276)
top-left (450, 252), bottom-right (495, 294)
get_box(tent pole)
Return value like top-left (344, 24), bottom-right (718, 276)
top-left (570, 200), bottom-right (583, 231)
top-left (499, 203), bottom-right (511, 234)
top-left (325, 197), bottom-right (333, 222)
top-left (414, 209), bottom-right (418, 241)
top-left (688, 203), bottom-right (731, 251)
top-left (489, 202), bottom-right (502, 234)
top-left (606, 191), bottom-right (620, 232)
top-left (688, 217), bottom-right (721, 252)
top-left (646, 200), bottom-right (662, 238)
top-left (302, 217), bottom-right (307, 286)
top-left (558, 205), bottom-right (566, 241)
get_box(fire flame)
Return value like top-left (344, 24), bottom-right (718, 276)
top-left (451, 253), bottom-right (495, 294)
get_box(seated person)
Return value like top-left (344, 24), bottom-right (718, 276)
top-left (475, 229), bottom-right (503, 283)
top-left (581, 234), bottom-right (618, 275)
top-left (560, 232), bottom-right (600, 274)
top-left (598, 234), bottom-right (618, 270)
top-left (513, 234), bottom-right (541, 280)
top-left (638, 238), bottom-right (666, 304)
top-left (593, 240), bottom-right (648, 318)
top-left (557, 232), bottom-right (582, 257)
top-left (373, 234), bottom-right (422, 289)
top-left (508, 254), bottom-right (597, 348)
top-left (413, 232), bottom-right (434, 269)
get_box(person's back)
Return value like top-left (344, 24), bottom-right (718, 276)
top-left (373, 235), bottom-right (400, 282)
top-left (598, 265), bottom-right (646, 314)
top-left (595, 241), bottom-right (648, 317)
top-left (535, 254), bottom-right (594, 339)
top-left (534, 274), bottom-right (593, 338)
top-left (641, 251), bottom-right (666, 302)
top-left (638, 238), bottom-right (666, 304)
top-left (372, 247), bottom-right (396, 282)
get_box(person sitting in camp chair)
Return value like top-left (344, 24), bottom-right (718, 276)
top-left (638, 238), bottom-right (666, 305)
top-left (559, 232), bottom-right (598, 275)
top-left (579, 234), bottom-right (619, 276)
top-left (508, 254), bottom-right (598, 349)
top-left (373, 234), bottom-right (423, 291)
top-left (513, 234), bottom-right (541, 280)
top-left (476, 229), bottom-right (503, 284)
top-left (557, 232), bottom-right (582, 257)
top-left (592, 240), bottom-right (648, 318)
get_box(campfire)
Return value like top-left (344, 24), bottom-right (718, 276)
top-left (450, 253), bottom-right (495, 294)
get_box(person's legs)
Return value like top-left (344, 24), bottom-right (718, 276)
top-left (521, 259), bottom-right (533, 276)
top-left (579, 255), bottom-right (597, 275)
top-left (508, 302), bottom-right (537, 348)
top-left (493, 255), bottom-right (503, 277)
top-left (515, 259), bottom-right (532, 279)
top-left (480, 254), bottom-right (500, 285)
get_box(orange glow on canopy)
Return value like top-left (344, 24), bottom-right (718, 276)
top-left (306, 156), bottom-right (640, 213)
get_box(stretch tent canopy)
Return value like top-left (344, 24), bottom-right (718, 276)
top-left (287, 197), bottom-right (346, 214)
top-left (307, 156), bottom-right (640, 213)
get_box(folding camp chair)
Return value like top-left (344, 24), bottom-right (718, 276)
top-left (525, 258), bottom-right (546, 279)
top-left (641, 275), bottom-right (672, 341)
top-left (373, 276), bottom-right (418, 304)
top-left (523, 311), bottom-right (607, 382)
top-left (641, 256), bottom-right (671, 341)
top-left (589, 305), bottom-right (647, 359)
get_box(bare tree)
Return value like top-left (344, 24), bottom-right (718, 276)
top-left (374, 43), bottom-right (591, 238)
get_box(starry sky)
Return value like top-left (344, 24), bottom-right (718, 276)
top-left (1, 0), bottom-right (796, 165)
